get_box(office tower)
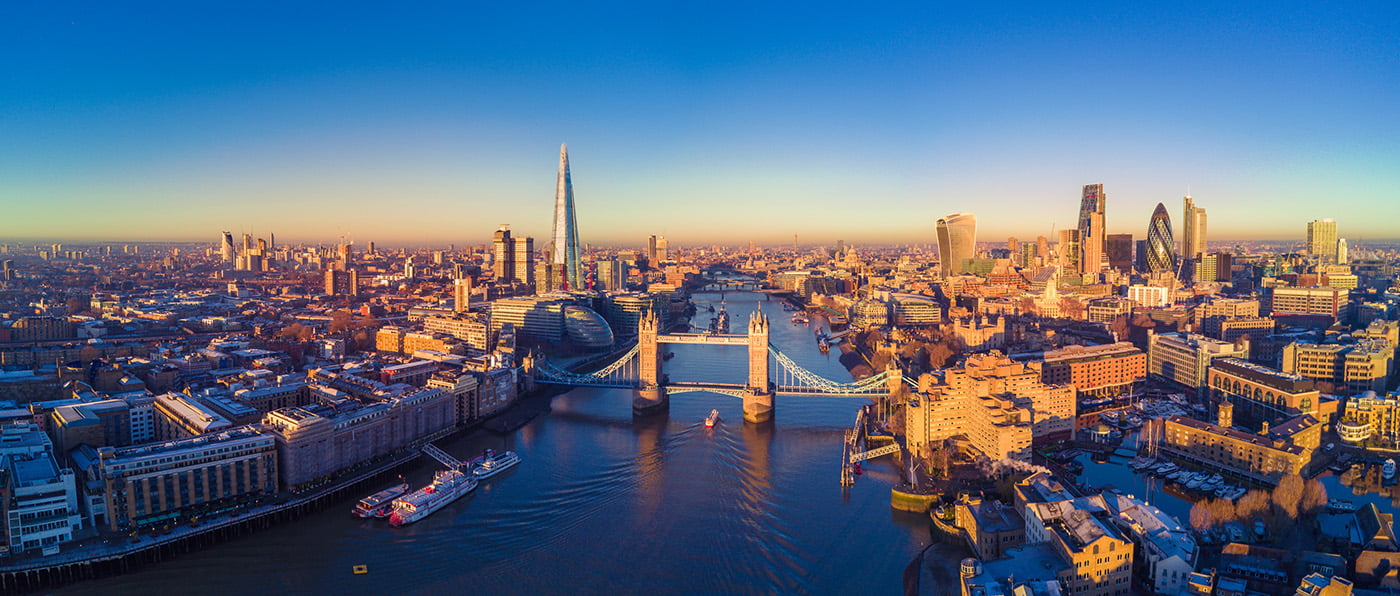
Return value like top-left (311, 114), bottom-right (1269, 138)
top-left (1306, 219), bottom-right (1338, 263)
top-left (513, 237), bottom-right (535, 286)
top-left (1, 259), bottom-right (12, 281)
top-left (269, 233), bottom-right (275, 253)
top-left (1077, 184), bottom-right (1107, 273)
top-left (1135, 240), bottom-right (1149, 273)
top-left (1146, 202), bottom-right (1175, 273)
top-left (433, 250), bottom-right (445, 266)
top-left (1018, 243), bottom-right (1038, 269)
top-left (656, 236), bottom-right (669, 263)
top-left (324, 269), bottom-right (359, 297)
top-left (647, 235), bottom-right (658, 266)
top-left (220, 232), bottom-right (235, 265)
top-left (1106, 234), bottom-right (1133, 272)
top-left (453, 278), bottom-right (472, 313)
top-left (936, 213), bottom-right (977, 278)
top-left (367, 241), bottom-right (375, 256)
top-left (1036, 236), bottom-right (1049, 265)
top-left (1337, 238), bottom-right (1349, 264)
top-left (1057, 229), bottom-right (1081, 275)
top-left (1007, 237), bottom-right (1019, 254)
top-left (493, 226), bottom-right (514, 283)
top-left (552, 143), bottom-right (582, 290)
top-left (336, 243), bottom-right (353, 271)
top-left (1182, 195), bottom-right (1208, 262)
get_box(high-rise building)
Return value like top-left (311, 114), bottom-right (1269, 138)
top-left (1106, 234), bottom-right (1133, 272)
top-left (1306, 219), bottom-right (1338, 263)
top-left (1057, 228), bottom-right (1081, 275)
top-left (1181, 195), bottom-right (1208, 262)
top-left (1076, 184), bottom-right (1107, 274)
top-left (1, 259), bottom-right (13, 281)
top-left (453, 278), bottom-right (471, 313)
top-left (552, 144), bottom-right (582, 290)
top-left (324, 269), bottom-right (359, 297)
top-left (513, 236), bottom-right (535, 286)
top-left (936, 213), bottom-right (977, 278)
top-left (492, 226), bottom-right (514, 283)
top-left (1146, 203), bottom-right (1175, 273)
top-left (220, 232), bottom-right (235, 265)
top-left (1336, 238), bottom-right (1348, 264)
top-left (646, 235), bottom-right (658, 266)
top-left (655, 236), bottom-right (669, 263)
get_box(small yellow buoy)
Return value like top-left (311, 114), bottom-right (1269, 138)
top-left (352, 565), bottom-right (368, 575)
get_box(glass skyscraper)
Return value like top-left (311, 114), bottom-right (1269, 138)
top-left (1146, 202), bottom-right (1176, 273)
top-left (552, 144), bottom-right (582, 290)
top-left (936, 213), bottom-right (977, 279)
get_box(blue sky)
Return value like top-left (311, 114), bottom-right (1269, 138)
top-left (2, 2), bottom-right (1398, 246)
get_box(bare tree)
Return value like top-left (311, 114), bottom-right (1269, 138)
top-left (1301, 478), bottom-right (1329, 515)
top-left (1274, 474), bottom-right (1306, 521)
top-left (1189, 502), bottom-right (1213, 531)
top-left (1237, 490), bottom-right (1271, 522)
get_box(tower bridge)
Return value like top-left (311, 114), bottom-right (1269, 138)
top-left (534, 308), bottom-right (907, 423)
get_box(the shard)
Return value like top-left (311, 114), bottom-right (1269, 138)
top-left (552, 143), bottom-right (582, 290)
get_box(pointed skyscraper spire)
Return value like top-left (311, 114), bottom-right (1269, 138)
top-left (552, 143), bottom-right (582, 290)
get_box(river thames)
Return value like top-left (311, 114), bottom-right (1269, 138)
top-left (58, 291), bottom-right (930, 595)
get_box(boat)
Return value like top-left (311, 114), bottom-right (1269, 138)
top-left (1386, 459), bottom-right (1397, 481)
top-left (791, 312), bottom-right (809, 325)
top-left (1154, 462), bottom-right (1178, 475)
top-left (352, 482), bottom-right (410, 518)
top-left (388, 469), bottom-right (477, 526)
top-left (473, 449), bottom-right (522, 480)
top-left (705, 409), bottom-right (720, 428)
top-left (1327, 499), bottom-right (1359, 513)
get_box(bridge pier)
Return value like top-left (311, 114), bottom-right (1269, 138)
top-left (742, 389), bottom-right (774, 424)
top-left (633, 385), bottom-right (669, 416)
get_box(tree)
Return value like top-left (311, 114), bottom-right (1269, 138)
top-left (1236, 490), bottom-right (1271, 521)
top-left (1018, 297), bottom-right (1037, 316)
top-left (329, 310), bottom-right (353, 334)
top-left (1108, 315), bottom-right (1130, 340)
top-left (1189, 502), bottom-right (1213, 531)
top-left (927, 342), bottom-right (956, 370)
top-left (66, 296), bottom-right (90, 316)
top-left (1206, 498), bottom-right (1238, 525)
top-left (1301, 478), bottom-right (1329, 515)
top-left (1274, 474), bottom-right (1306, 521)
top-left (1059, 297), bottom-right (1085, 320)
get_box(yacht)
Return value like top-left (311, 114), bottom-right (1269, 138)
top-left (472, 449), bottom-right (522, 480)
top-left (352, 482), bottom-right (410, 518)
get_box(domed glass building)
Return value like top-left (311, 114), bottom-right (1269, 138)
top-left (564, 305), bottom-right (614, 349)
top-left (1146, 202), bottom-right (1176, 273)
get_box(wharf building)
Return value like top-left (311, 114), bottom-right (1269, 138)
top-left (1013, 473), bottom-right (1136, 596)
top-left (261, 385), bottom-right (454, 490)
top-left (1281, 337), bottom-right (1394, 395)
top-left (1147, 332), bottom-right (1249, 399)
top-left (1035, 342), bottom-right (1146, 399)
top-left (0, 423), bottom-right (81, 555)
top-left (1157, 403), bottom-right (1316, 485)
top-left (1207, 357), bottom-right (1335, 427)
top-left (905, 353), bottom-right (1075, 461)
top-left (1337, 391), bottom-right (1400, 445)
top-left (97, 425), bottom-right (278, 531)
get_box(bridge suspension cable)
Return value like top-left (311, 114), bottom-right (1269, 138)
top-left (768, 347), bottom-right (901, 395)
top-left (535, 345), bottom-right (640, 386)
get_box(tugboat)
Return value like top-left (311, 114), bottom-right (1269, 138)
top-left (352, 482), bottom-right (411, 518)
top-left (705, 409), bottom-right (720, 428)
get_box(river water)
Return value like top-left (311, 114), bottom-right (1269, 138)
top-left (62, 291), bottom-right (929, 595)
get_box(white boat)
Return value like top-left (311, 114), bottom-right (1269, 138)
top-left (1385, 459), bottom-right (1397, 480)
top-left (352, 482), bottom-right (410, 518)
top-left (705, 409), bottom-right (720, 428)
top-left (1327, 499), bottom-right (1358, 513)
top-left (1186, 477), bottom-right (1204, 490)
top-left (388, 469), bottom-right (477, 526)
top-left (1155, 462), bottom-right (1178, 474)
top-left (473, 449), bottom-right (522, 480)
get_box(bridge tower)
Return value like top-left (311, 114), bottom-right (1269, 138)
top-left (634, 309), bottom-right (668, 415)
top-left (743, 310), bottom-right (775, 423)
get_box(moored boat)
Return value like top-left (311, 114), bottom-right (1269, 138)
top-left (388, 470), bottom-right (477, 526)
top-left (353, 482), bottom-right (410, 518)
top-left (473, 449), bottom-right (522, 480)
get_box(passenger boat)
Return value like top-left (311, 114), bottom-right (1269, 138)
top-left (352, 482), bottom-right (410, 518)
top-left (705, 409), bottom-right (720, 428)
top-left (388, 469), bottom-right (477, 526)
top-left (472, 449), bottom-right (522, 480)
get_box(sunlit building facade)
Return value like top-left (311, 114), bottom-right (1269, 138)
top-left (937, 213), bottom-right (977, 279)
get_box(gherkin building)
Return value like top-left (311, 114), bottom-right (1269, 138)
top-left (1146, 202), bottom-right (1176, 273)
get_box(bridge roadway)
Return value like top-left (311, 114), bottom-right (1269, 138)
top-left (656, 333), bottom-right (749, 345)
top-left (665, 381), bottom-right (881, 399)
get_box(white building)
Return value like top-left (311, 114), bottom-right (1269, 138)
top-left (0, 423), bottom-right (81, 555)
top-left (1105, 493), bottom-right (1198, 596)
top-left (1128, 285), bottom-right (1169, 308)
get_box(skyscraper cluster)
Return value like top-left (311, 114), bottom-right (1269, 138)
top-left (219, 230), bottom-right (274, 272)
top-left (492, 225), bottom-right (535, 287)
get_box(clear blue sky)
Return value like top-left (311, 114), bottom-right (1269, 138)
top-left (2, 1), bottom-right (1398, 246)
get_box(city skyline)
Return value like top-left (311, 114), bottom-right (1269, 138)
top-left (3, 3), bottom-right (1398, 244)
